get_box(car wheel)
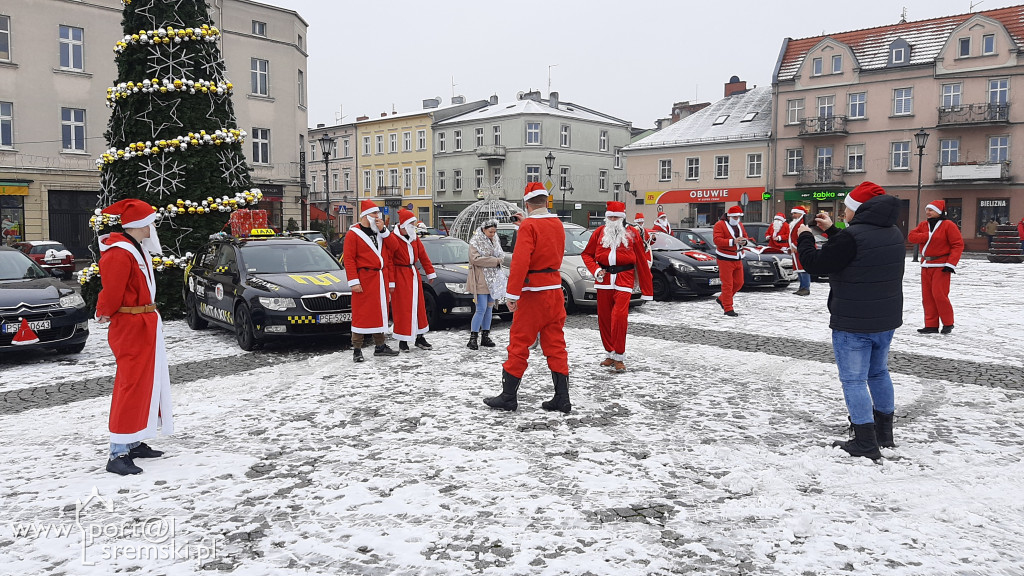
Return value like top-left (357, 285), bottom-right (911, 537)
top-left (185, 295), bottom-right (208, 330)
top-left (56, 342), bottom-right (86, 354)
top-left (652, 271), bottom-right (671, 301)
top-left (423, 289), bottom-right (440, 328)
top-left (234, 303), bottom-right (259, 351)
top-left (561, 281), bottom-right (577, 313)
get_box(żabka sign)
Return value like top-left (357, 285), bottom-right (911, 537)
top-left (655, 187), bottom-right (765, 204)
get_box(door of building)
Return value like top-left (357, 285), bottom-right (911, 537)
top-left (48, 190), bottom-right (98, 259)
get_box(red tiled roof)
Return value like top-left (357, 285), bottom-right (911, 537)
top-left (775, 4), bottom-right (1024, 81)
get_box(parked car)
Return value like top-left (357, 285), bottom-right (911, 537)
top-left (0, 247), bottom-right (89, 354)
top-left (647, 232), bottom-right (723, 300)
top-left (13, 241), bottom-right (75, 276)
top-left (183, 234), bottom-right (352, 350)
top-left (288, 230), bottom-right (328, 247)
top-left (673, 227), bottom-right (796, 288)
top-left (416, 235), bottom-right (512, 325)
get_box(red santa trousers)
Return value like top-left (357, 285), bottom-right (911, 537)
top-left (597, 288), bottom-right (632, 359)
top-left (921, 267), bottom-right (954, 327)
top-left (503, 289), bottom-right (569, 378)
top-left (717, 258), bottom-right (744, 312)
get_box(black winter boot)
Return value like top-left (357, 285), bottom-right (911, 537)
top-left (399, 341), bottom-right (410, 352)
top-left (542, 371), bottom-right (571, 414)
top-left (374, 344), bottom-right (399, 357)
top-left (467, 331), bottom-right (479, 350)
top-left (479, 330), bottom-right (496, 348)
top-left (353, 348), bottom-right (365, 362)
top-left (873, 409), bottom-right (895, 448)
top-left (483, 370), bottom-right (520, 411)
top-left (415, 335), bottom-right (432, 350)
top-left (833, 422), bottom-right (882, 460)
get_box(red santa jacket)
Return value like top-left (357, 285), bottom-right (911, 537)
top-left (581, 225), bottom-right (654, 300)
top-left (787, 217), bottom-right (806, 272)
top-left (505, 212), bottom-right (564, 301)
top-left (765, 220), bottom-right (791, 253)
top-left (343, 225), bottom-right (393, 333)
top-left (908, 218), bottom-right (964, 271)
top-left (628, 223), bottom-right (653, 267)
top-left (713, 219), bottom-right (752, 260)
top-left (383, 228), bottom-right (436, 339)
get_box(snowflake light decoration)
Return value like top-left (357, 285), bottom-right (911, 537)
top-left (218, 149), bottom-right (251, 189)
top-left (138, 156), bottom-right (186, 201)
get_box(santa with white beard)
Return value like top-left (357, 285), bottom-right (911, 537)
top-left (653, 212), bottom-right (672, 234)
top-left (581, 201), bottom-right (654, 372)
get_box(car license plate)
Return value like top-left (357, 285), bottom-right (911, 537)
top-left (3, 320), bottom-right (50, 333)
top-left (708, 278), bottom-right (721, 286)
top-left (317, 313), bottom-right (351, 324)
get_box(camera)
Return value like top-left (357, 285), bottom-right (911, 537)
top-left (804, 213), bottom-right (817, 227)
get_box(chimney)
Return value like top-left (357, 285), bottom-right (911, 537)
top-left (549, 91), bottom-right (559, 109)
top-left (451, 95), bottom-right (465, 105)
top-left (422, 98), bottom-right (441, 109)
top-left (523, 90), bottom-right (542, 102)
top-left (489, 94), bottom-right (498, 105)
top-left (356, 115), bottom-right (369, 122)
top-left (725, 75), bottom-right (748, 97)
top-left (380, 112), bottom-right (388, 117)
top-left (316, 123), bottom-right (325, 128)
top-left (670, 101), bottom-right (711, 124)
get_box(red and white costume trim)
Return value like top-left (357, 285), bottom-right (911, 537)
top-left (384, 227), bottom-right (437, 341)
top-left (343, 224), bottom-right (392, 334)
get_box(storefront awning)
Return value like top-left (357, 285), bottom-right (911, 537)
top-left (0, 181), bottom-right (30, 196)
top-left (310, 204), bottom-right (335, 221)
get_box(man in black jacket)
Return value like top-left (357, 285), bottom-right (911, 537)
top-left (796, 182), bottom-right (905, 460)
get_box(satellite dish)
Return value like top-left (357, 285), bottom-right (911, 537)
top-left (516, 91), bottom-right (526, 100)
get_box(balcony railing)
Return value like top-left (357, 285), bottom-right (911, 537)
top-left (475, 145), bottom-right (506, 160)
top-left (937, 103), bottom-right (1010, 126)
top-left (936, 161), bottom-right (1011, 182)
top-left (798, 115), bottom-right (848, 136)
top-left (376, 186), bottom-right (403, 197)
top-left (796, 166), bottom-right (846, 186)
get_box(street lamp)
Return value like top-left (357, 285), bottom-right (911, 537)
top-left (317, 133), bottom-right (335, 224)
top-left (624, 180), bottom-right (634, 198)
top-left (545, 151), bottom-right (555, 181)
top-left (560, 180), bottom-right (574, 215)
top-left (912, 128), bottom-right (929, 262)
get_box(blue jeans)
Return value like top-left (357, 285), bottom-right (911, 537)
top-left (471, 294), bottom-right (494, 332)
top-left (110, 441), bottom-right (140, 460)
top-left (831, 330), bottom-right (896, 424)
top-left (798, 272), bottom-right (811, 290)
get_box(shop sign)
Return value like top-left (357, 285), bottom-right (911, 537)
top-left (648, 186), bottom-right (764, 205)
top-left (0, 184), bottom-right (29, 196)
top-left (979, 199), bottom-right (1007, 207)
top-left (782, 189), bottom-right (851, 201)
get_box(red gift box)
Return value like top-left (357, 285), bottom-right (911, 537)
top-left (229, 209), bottom-right (268, 236)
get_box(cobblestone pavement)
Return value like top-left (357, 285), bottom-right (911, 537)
top-left (2, 317), bottom-right (1019, 417)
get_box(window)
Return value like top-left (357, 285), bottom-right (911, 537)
top-left (832, 54), bottom-right (843, 74)
top-left (939, 139), bottom-right (959, 165)
top-left (659, 159), bottom-right (672, 181)
top-left (475, 127), bottom-right (484, 147)
top-left (403, 167), bottom-right (412, 189)
top-left (816, 147), bottom-right (833, 171)
top-left (786, 149), bottom-right (803, 174)
top-left (250, 58), bottom-right (269, 96)
top-left (376, 169), bottom-right (385, 189)
top-left (890, 141), bottom-right (910, 170)
top-left (686, 157), bottom-right (700, 180)
top-left (476, 168), bottom-right (486, 188)
top-left (436, 170), bottom-right (446, 192)
top-left (747, 153), bottom-right (762, 178)
top-left (599, 130), bottom-right (608, 151)
top-left (321, 174), bottom-right (327, 193)
top-left (251, 128), bottom-right (270, 164)
top-left (403, 131), bottom-right (411, 152)
top-left (817, 95), bottom-right (835, 118)
top-left (526, 122), bottom-right (541, 145)
top-left (892, 47), bottom-right (906, 63)
top-left (60, 107), bottom-right (85, 151)
top-left (364, 170), bottom-right (372, 192)
top-left (559, 166), bottom-right (570, 190)
top-left (342, 139), bottom-right (350, 157)
top-left (559, 125), bottom-right (571, 147)
top-left (297, 34), bottom-right (303, 50)
top-left (417, 166), bottom-right (426, 188)
top-left (343, 171), bottom-right (351, 191)
top-left (0, 102), bottom-right (12, 147)
top-left (989, 136), bottom-right (1009, 163)
top-left (362, 136), bottom-right (370, 156)
top-left (389, 133), bottom-right (397, 153)
top-left (59, 25), bottom-right (84, 71)
top-left (492, 125), bottom-right (501, 145)
top-left (252, 20), bottom-right (266, 36)
top-left (983, 34), bottom-right (995, 55)
top-left (959, 37), bottom-right (970, 57)
top-left (492, 167), bottom-right (501, 184)
top-left (297, 70), bottom-right (305, 106)
top-left (525, 165), bottom-right (540, 183)
top-left (417, 130), bottom-right (426, 150)
top-left (787, 99), bottom-right (804, 124)
top-left (454, 169), bottom-right (462, 191)
top-left (332, 172), bottom-right (338, 191)
top-left (454, 129), bottom-right (462, 151)
top-left (1, 15), bottom-right (11, 61)
top-left (715, 156), bottom-right (729, 178)
top-left (614, 147), bottom-right (622, 169)
top-left (941, 83), bottom-right (962, 108)
top-left (893, 88), bottom-right (913, 115)
top-left (713, 115), bottom-right (729, 125)
top-left (989, 78), bottom-right (1008, 105)
top-left (375, 134), bottom-right (383, 154)
top-left (741, 112), bottom-right (758, 122)
top-left (309, 179), bottom-right (315, 194)
top-left (389, 168), bottom-right (399, 188)
top-left (437, 132), bottom-right (446, 152)
top-left (812, 57), bottom-right (823, 76)
top-left (599, 170), bottom-right (608, 192)
top-left (848, 93), bottom-right (866, 118)
top-left (846, 144), bottom-right (865, 172)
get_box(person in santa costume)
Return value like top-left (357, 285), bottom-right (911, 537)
top-left (483, 182), bottom-right (571, 413)
top-left (384, 208), bottom-right (437, 351)
top-left (344, 200), bottom-right (398, 361)
top-left (94, 199), bottom-right (172, 475)
top-left (582, 201), bottom-right (654, 372)
top-left (629, 212), bottom-right (653, 268)
top-left (907, 199), bottom-right (964, 334)
top-left (652, 212), bottom-right (672, 235)
top-left (764, 213), bottom-right (790, 253)
top-left (713, 205), bottom-right (753, 316)
top-left (789, 206), bottom-right (812, 296)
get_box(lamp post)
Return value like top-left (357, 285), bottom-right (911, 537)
top-left (317, 133), bottom-right (335, 229)
top-left (912, 128), bottom-right (929, 262)
top-left (560, 180), bottom-right (574, 217)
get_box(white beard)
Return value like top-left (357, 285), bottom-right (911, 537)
top-left (728, 217), bottom-right (741, 226)
top-left (601, 219), bottom-right (629, 249)
top-left (772, 220), bottom-right (782, 234)
top-left (368, 218), bottom-right (380, 234)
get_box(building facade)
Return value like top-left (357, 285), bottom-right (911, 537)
top-left (307, 122), bottom-right (357, 231)
top-left (773, 6), bottom-right (1024, 249)
top-left (433, 91), bottom-right (632, 228)
top-left (0, 0), bottom-right (307, 256)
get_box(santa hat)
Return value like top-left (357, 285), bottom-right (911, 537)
top-left (844, 181), bottom-right (886, 211)
top-left (99, 198), bottom-right (161, 254)
top-left (656, 212), bottom-right (668, 220)
top-left (634, 212), bottom-right (645, 222)
top-left (359, 199), bottom-right (380, 218)
top-left (774, 213), bottom-right (786, 221)
top-left (524, 182), bottom-right (547, 202)
top-left (11, 318), bottom-right (39, 346)
top-left (605, 201), bottom-right (626, 218)
top-left (926, 200), bottom-right (946, 214)
top-left (396, 208), bottom-right (416, 228)
top-left (790, 206), bottom-right (808, 216)
top-left (726, 205), bottom-right (744, 217)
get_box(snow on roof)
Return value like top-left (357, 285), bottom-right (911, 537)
top-left (775, 5), bottom-right (1024, 82)
top-left (436, 98), bottom-right (628, 127)
top-left (624, 86), bottom-right (772, 151)
top-left (354, 101), bottom-right (485, 125)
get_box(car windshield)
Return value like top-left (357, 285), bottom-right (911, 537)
top-left (0, 251), bottom-right (49, 280)
top-left (422, 238), bottom-right (470, 264)
top-left (240, 243), bottom-right (341, 274)
top-left (649, 232), bottom-right (693, 251)
top-left (565, 230), bottom-right (590, 256)
top-left (680, 230), bottom-right (714, 250)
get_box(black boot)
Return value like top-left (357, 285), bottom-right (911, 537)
top-left (940, 324), bottom-right (954, 334)
top-left (833, 422), bottom-right (882, 460)
top-left (353, 348), bottom-right (365, 362)
top-left (542, 371), bottom-right (571, 414)
top-left (917, 327), bottom-right (939, 334)
top-left (129, 442), bottom-right (163, 458)
top-left (483, 370), bottom-right (520, 411)
top-left (467, 331), bottom-right (479, 350)
top-left (873, 409), bottom-right (895, 448)
top-left (106, 454), bottom-right (143, 475)
top-left (479, 330), bottom-right (496, 348)
top-left (415, 335), bottom-right (432, 350)
top-left (399, 341), bottom-right (410, 352)
top-left (374, 344), bottom-right (399, 357)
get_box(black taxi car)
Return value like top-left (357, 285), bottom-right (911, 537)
top-left (183, 232), bottom-right (352, 350)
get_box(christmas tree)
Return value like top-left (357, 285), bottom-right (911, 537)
top-left (82, 0), bottom-right (261, 317)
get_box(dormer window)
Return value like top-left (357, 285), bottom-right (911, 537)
top-left (983, 34), bottom-right (995, 54)
top-left (892, 47), bottom-right (906, 63)
top-left (832, 55), bottom-right (843, 74)
top-left (812, 57), bottom-right (823, 76)
top-left (959, 37), bottom-right (971, 57)
top-left (713, 115), bottom-right (729, 125)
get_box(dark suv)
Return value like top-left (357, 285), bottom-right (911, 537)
top-left (674, 227), bottom-right (796, 288)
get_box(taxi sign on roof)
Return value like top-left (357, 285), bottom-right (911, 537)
top-left (249, 228), bottom-right (277, 237)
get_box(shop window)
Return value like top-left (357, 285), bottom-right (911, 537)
top-left (977, 198), bottom-right (1009, 237)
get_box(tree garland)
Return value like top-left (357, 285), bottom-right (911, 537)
top-left (95, 128), bottom-right (246, 169)
top-left (114, 25), bottom-right (220, 53)
top-left (107, 78), bottom-right (233, 107)
top-left (88, 189), bottom-right (265, 232)
top-left (76, 253), bottom-right (194, 286)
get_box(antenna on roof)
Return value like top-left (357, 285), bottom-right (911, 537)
top-left (970, 0), bottom-right (983, 12)
top-left (451, 76), bottom-right (457, 98)
top-left (899, 6), bottom-right (908, 23)
top-left (548, 64), bottom-right (558, 93)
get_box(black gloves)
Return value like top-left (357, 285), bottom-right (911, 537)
top-left (942, 267), bottom-right (955, 274)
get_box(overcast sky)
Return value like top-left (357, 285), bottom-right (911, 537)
top-left (265, 0), bottom-right (1002, 129)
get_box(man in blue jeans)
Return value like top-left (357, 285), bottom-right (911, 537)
top-left (796, 182), bottom-right (905, 460)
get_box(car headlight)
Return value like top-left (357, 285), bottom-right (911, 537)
top-left (576, 266), bottom-right (595, 281)
top-left (59, 293), bottom-right (86, 308)
top-left (672, 262), bottom-right (695, 273)
top-left (445, 282), bottom-right (469, 294)
top-left (258, 297), bottom-right (296, 311)
top-left (779, 259), bottom-right (793, 268)
top-left (697, 265), bottom-right (719, 272)
top-left (748, 261), bottom-right (771, 268)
